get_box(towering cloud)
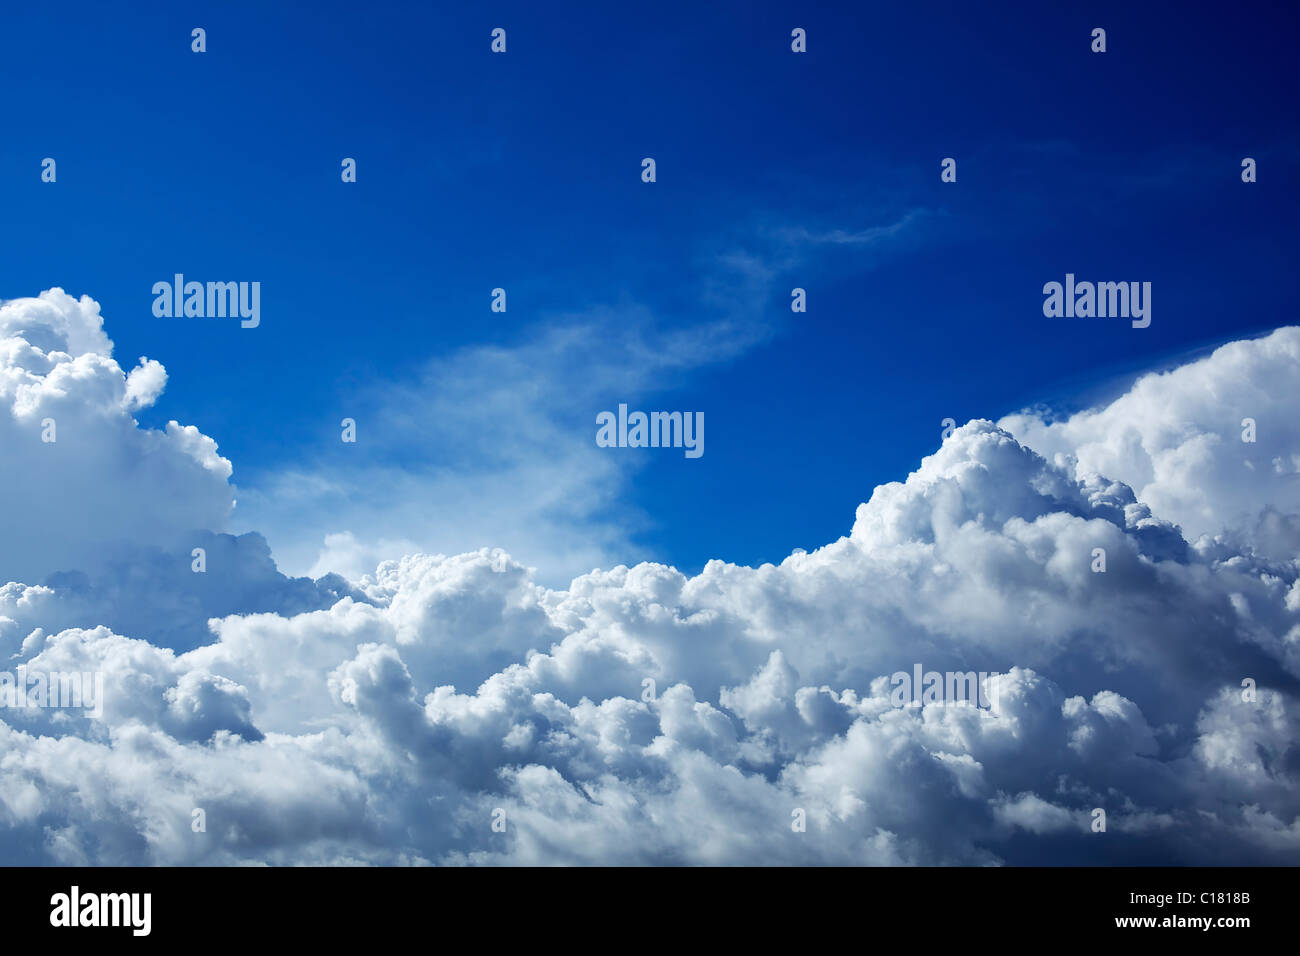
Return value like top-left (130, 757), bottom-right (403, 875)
top-left (0, 290), bottom-right (236, 584)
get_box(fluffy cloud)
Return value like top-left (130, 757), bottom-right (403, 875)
top-left (1001, 327), bottom-right (1300, 561)
top-left (0, 290), bottom-right (235, 584)
top-left (0, 293), bottom-right (1297, 865)
top-left (0, 291), bottom-right (358, 651)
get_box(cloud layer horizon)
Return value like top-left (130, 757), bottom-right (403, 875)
top-left (2, 288), bottom-right (1298, 865)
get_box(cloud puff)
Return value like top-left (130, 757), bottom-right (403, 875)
top-left (0, 294), bottom-right (1297, 865)
top-left (0, 290), bottom-right (236, 584)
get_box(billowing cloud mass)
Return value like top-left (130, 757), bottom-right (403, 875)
top-left (1, 291), bottom-right (1298, 865)
top-left (0, 290), bottom-right (235, 585)
top-left (1000, 329), bottom-right (1300, 562)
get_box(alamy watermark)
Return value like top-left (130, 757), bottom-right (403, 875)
top-left (50, 886), bottom-right (150, 936)
top-left (596, 404), bottom-right (704, 458)
top-left (152, 275), bottom-right (260, 328)
top-left (889, 664), bottom-right (1003, 711)
top-left (0, 667), bottom-right (104, 718)
top-left (1042, 274), bottom-right (1151, 328)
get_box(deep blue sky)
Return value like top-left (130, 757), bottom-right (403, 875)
top-left (3, 0), bottom-right (1297, 578)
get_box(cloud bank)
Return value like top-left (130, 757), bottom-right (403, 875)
top-left (1, 291), bottom-right (1297, 865)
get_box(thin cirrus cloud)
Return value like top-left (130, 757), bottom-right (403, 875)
top-left (0, 287), bottom-right (1297, 864)
top-left (236, 300), bottom-right (772, 585)
top-left (246, 208), bottom-right (940, 585)
top-left (235, 217), bottom-right (850, 582)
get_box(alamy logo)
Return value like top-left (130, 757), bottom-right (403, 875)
top-left (50, 886), bottom-right (151, 936)
top-left (1042, 274), bottom-right (1151, 328)
top-left (0, 667), bottom-right (103, 718)
top-left (152, 275), bottom-right (260, 328)
top-left (890, 664), bottom-right (1003, 710)
top-left (596, 404), bottom-right (704, 458)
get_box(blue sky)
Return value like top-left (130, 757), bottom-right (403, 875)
top-left (3, 0), bottom-right (1300, 870)
top-left (2, 0), bottom-right (1297, 581)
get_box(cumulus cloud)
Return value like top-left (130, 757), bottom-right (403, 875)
top-left (0, 290), bottom-right (236, 584)
top-left (1000, 327), bottom-right (1300, 561)
top-left (123, 357), bottom-right (166, 412)
top-left (2, 532), bottom-right (367, 654)
top-left (0, 292), bottom-right (1297, 865)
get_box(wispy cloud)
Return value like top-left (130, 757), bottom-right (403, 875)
top-left (774, 208), bottom-right (932, 246)
top-left (238, 287), bottom-right (778, 585)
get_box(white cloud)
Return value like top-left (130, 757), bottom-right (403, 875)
top-left (123, 357), bottom-right (166, 411)
top-left (0, 290), bottom-right (235, 585)
top-left (1000, 327), bottom-right (1300, 561)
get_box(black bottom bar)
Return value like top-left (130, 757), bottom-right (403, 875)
top-left (4, 866), bottom-right (1287, 942)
